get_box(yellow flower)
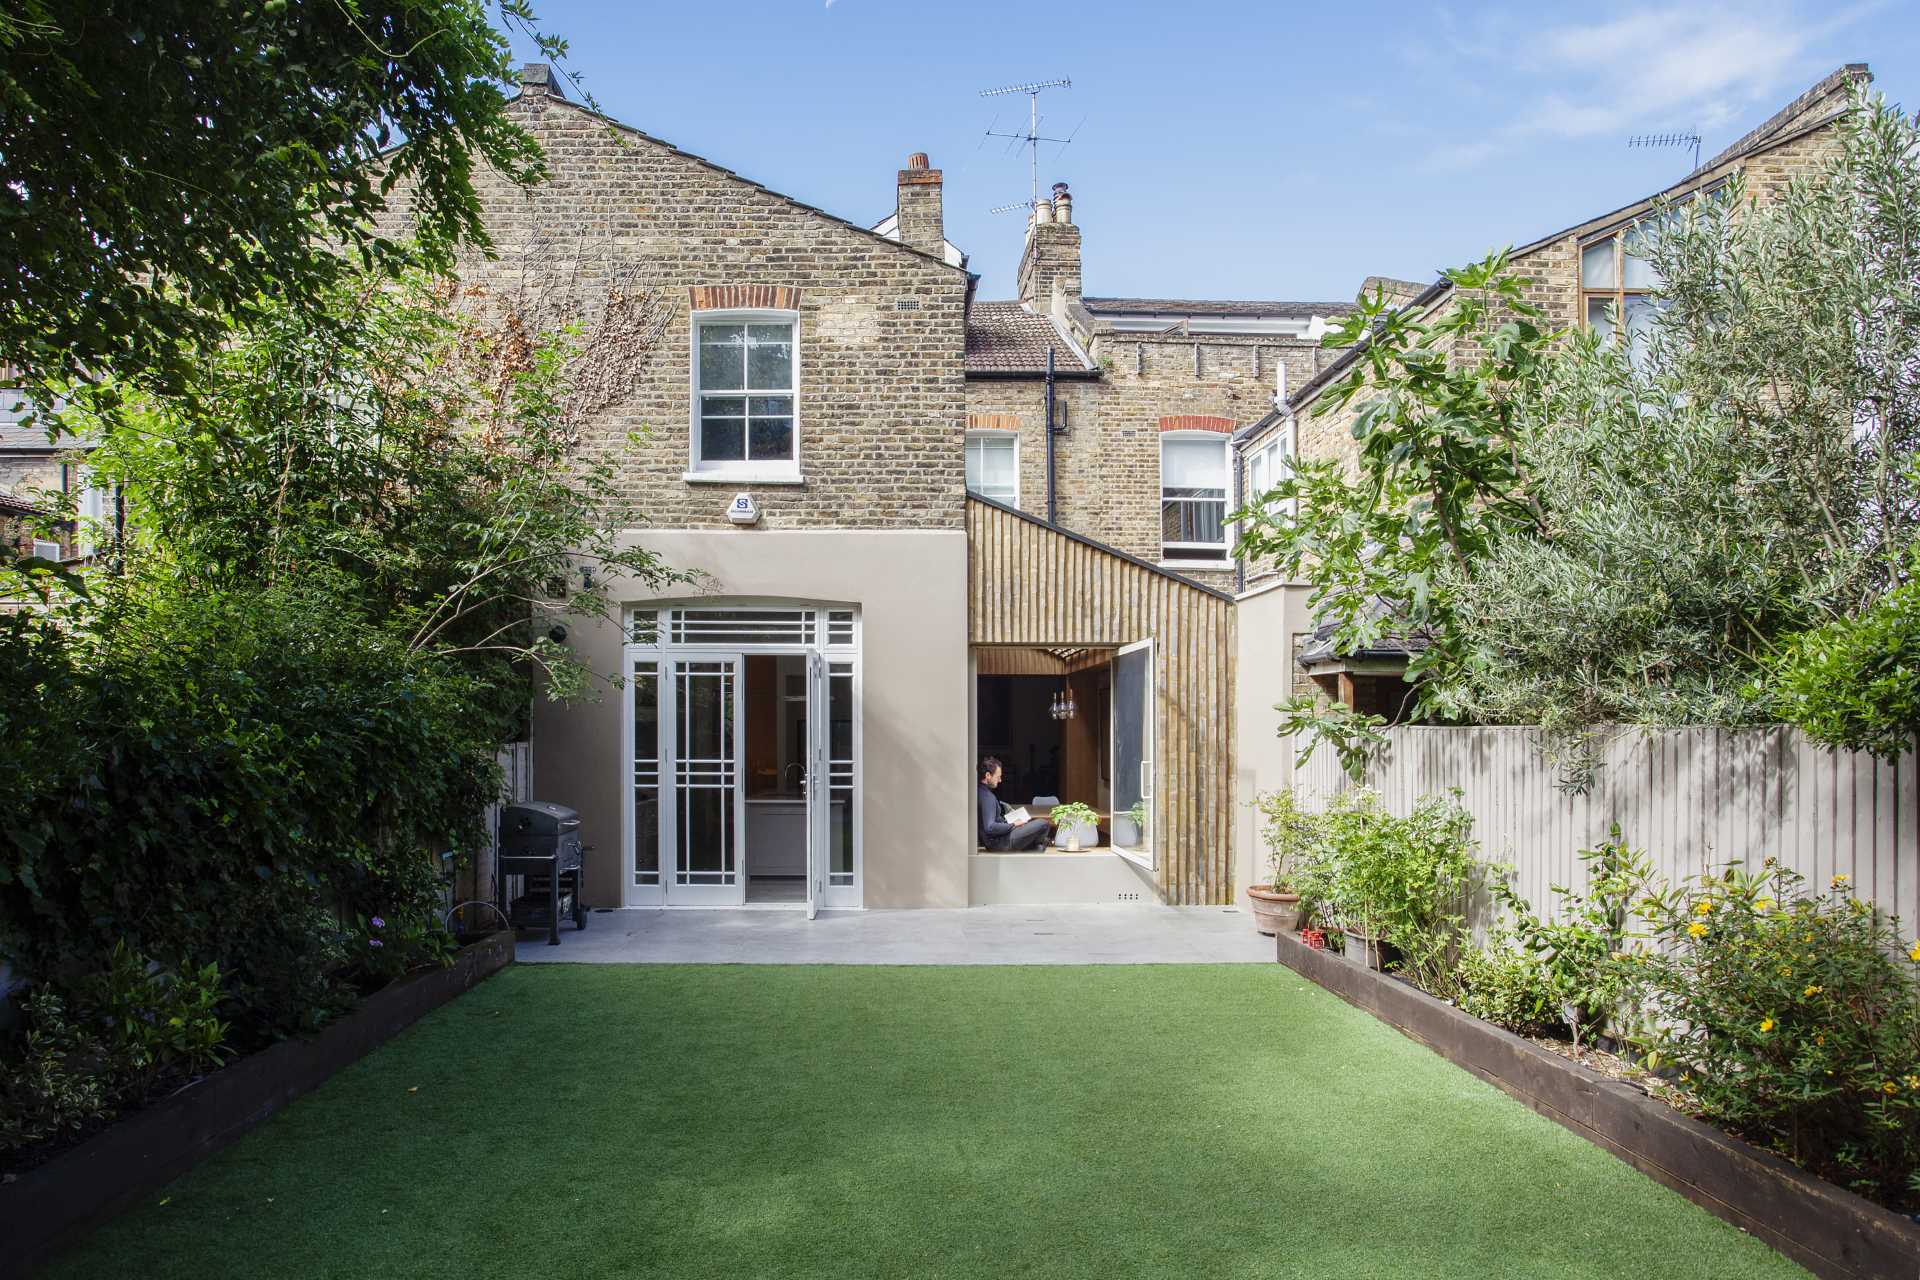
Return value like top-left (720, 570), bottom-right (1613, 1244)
top-left (1908, 940), bottom-right (1920, 964)
top-left (1778, 965), bottom-right (1793, 977)
top-left (1816, 1033), bottom-right (1826, 1045)
top-left (1803, 984), bottom-right (1823, 998)
top-left (1905, 1075), bottom-right (1920, 1091)
top-left (1755, 897), bottom-right (1774, 913)
top-left (1884, 1081), bottom-right (1899, 1095)
top-left (1695, 898), bottom-right (1715, 915)
top-left (1687, 921), bottom-right (1708, 939)
top-left (1759, 1018), bottom-right (1775, 1033)
top-left (1832, 874), bottom-right (1850, 887)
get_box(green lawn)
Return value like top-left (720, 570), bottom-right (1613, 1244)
top-left (48, 965), bottom-right (1807, 1279)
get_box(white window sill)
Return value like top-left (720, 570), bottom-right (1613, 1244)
top-left (1159, 559), bottom-right (1233, 572)
top-left (1113, 846), bottom-right (1156, 873)
top-left (683, 469), bottom-right (805, 486)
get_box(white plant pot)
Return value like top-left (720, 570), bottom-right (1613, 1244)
top-left (1052, 820), bottom-right (1098, 850)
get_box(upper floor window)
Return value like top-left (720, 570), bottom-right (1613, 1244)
top-left (691, 312), bottom-right (798, 478)
top-left (965, 431), bottom-right (1018, 503)
top-left (1161, 433), bottom-right (1231, 565)
top-left (1580, 229), bottom-right (1658, 347)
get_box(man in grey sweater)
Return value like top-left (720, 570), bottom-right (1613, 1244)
top-left (977, 756), bottom-right (1051, 851)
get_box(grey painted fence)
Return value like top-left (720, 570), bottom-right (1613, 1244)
top-left (1294, 726), bottom-right (1920, 930)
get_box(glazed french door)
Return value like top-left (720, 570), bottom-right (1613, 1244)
top-left (1111, 639), bottom-right (1154, 868)
top-left (664, 654), bottom-right (745, 906)
top-left (804, 649), bottom-right (830, 918)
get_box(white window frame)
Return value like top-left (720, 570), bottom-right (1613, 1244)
top-left (964, 430), bottom-right (1020, 504)
top-left (1244, 415), bottom-right (1297, 516)
top-left (686, 309), bottom-right (803, 484)
top-left (1159, 430), bottom-right (1233, 568)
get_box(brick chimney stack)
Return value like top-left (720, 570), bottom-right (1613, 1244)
top-left (1018, 181), bottom-right (1081, 318)
top-left (896, 152), bottom-right (944, 258)
top-left (518, 63), bottom-right (566, 100)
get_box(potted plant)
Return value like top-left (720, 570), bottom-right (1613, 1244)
top-left (1048, 802), bottom-right (1101, 851)
top-left (1112, 799), bottom-right (1148, 848)
top-left (1247, 790), bottom-right (1319, 936)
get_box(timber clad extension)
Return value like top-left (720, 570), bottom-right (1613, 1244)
top-left (969, 496), bottom-right (1235, 906)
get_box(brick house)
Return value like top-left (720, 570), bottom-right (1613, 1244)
top-left (1232, 63), bottom-right (1870, 715)
top-left (402, 66), bottom-right (1280, 913)
top-left (408, 61), bottom-right (1869, 915)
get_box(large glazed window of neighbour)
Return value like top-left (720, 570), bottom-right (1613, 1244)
top-left (691, 312), bottom-right (799, 478)
top-left (964, 431), bottom-right (1018, 503)
top-left (1580, 209), bottom-right (1688, 369)
top-left (1160, 433), bottom-right (1231, 565)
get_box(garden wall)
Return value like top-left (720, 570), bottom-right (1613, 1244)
top-left (1295, 726), bottom-right (1918, 930)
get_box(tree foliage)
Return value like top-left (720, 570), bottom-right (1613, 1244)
top-left (0, 0), bottom-right (557, 400)
top-left (1237, 251), bottom-right (1554, 697)
top-left (1245, 88), bottom-right (1920, 763)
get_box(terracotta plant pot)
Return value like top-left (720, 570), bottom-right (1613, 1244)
top-left (1245, 885), bottom-right (1304, 937)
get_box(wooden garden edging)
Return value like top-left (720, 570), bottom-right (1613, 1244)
top-left (1, 930), bottom-right (515, 1277)
top-left (1274, 931), bottom-right (1920, 1280)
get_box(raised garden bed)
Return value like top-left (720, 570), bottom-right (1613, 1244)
top-left (0, 930), bottom-right (514, 1276)
top-left (1274, 928), bottom-right (1920, 1280)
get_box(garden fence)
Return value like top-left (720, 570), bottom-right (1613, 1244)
top-left (1294, 725), bottom-right (1919, 931)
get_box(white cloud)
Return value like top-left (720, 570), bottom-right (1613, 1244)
top-left (1413, 1), bottom-right (1876, 170)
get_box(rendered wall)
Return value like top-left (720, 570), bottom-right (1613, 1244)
top-left (532, 527), bottom-right (972, 910)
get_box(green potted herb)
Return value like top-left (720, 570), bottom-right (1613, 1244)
top-left (1113, 799), bottom-right (1148, 848)
top-left (1048, 802), bottom-right (1101, 851)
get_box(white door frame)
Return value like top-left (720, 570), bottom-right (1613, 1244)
top-left (1112, 638), bottom-right (1155, 871)
top-left (622, 604), bottom-right (862, 911)
top-left (662, 651), bottom-right (747, 906)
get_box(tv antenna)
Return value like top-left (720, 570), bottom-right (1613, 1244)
top-left (980, 78), bottom-right (1075, 213)
top-left (1629, 130), bottom-right (1703, 175)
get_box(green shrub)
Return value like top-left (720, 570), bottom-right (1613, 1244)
top-left (0, 581), bottom-right (498, 1045)
top-left (1457, 940), bottom-right (1557, 1037)
top-left (1489, 828), bottom-right (1650, 1051)
top-left (1290, 788), bottom-right (1482, 997)
top-left (0, 989), bottom-right (112, 1152)
top-left (1627, 864), bottom-right (1920, 1206)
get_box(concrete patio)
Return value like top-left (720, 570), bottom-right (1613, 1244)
top-left (514, 904), bottom-right (1273, 964)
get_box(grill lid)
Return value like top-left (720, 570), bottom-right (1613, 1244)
top-left (502, 801), bottom-right (581, 837)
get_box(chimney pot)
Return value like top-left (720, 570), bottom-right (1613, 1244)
top-left (1051, 182), bottom-right (1072, 225)
top-left (907, 152), bottom-right (929, 170)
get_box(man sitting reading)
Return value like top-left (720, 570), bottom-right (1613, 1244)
top-left (978, 756), bottom-right (1051, 851)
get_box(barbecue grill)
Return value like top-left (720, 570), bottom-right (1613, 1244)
top-left (497, 801), bottom-right (588, 946)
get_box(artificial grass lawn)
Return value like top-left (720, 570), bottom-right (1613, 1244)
top-left (48, 965), bottom-right (1808, 1280)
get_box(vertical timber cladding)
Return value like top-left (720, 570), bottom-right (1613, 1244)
top-left (967, 496), bottom-right (1236, 904)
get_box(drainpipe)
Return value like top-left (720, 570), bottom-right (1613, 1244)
top-left (1234, 434), bottom-right (1246, 595)
top-left (1045, 347), bottom-right (1058, 524)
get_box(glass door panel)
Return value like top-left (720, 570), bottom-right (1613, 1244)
top-left (805, 649), bottom-right (828, 919)
top-left (632, 659), bottom-right (661, 893)
top-left (1112, 640), bottom-right (1153, 866)
top-left (672, 657), bottom-right (744, 905)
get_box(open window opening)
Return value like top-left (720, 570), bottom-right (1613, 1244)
top-left (973, 644), bottom-right (1153, 864)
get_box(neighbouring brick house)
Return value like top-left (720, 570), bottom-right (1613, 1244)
top-left (1231, 64), bottom-right (1870, 728)
top-left (954, 182), bottom-right (1357, 594)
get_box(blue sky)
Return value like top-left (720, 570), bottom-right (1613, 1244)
top-left (514, 1), bottom-right (1919, 303)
